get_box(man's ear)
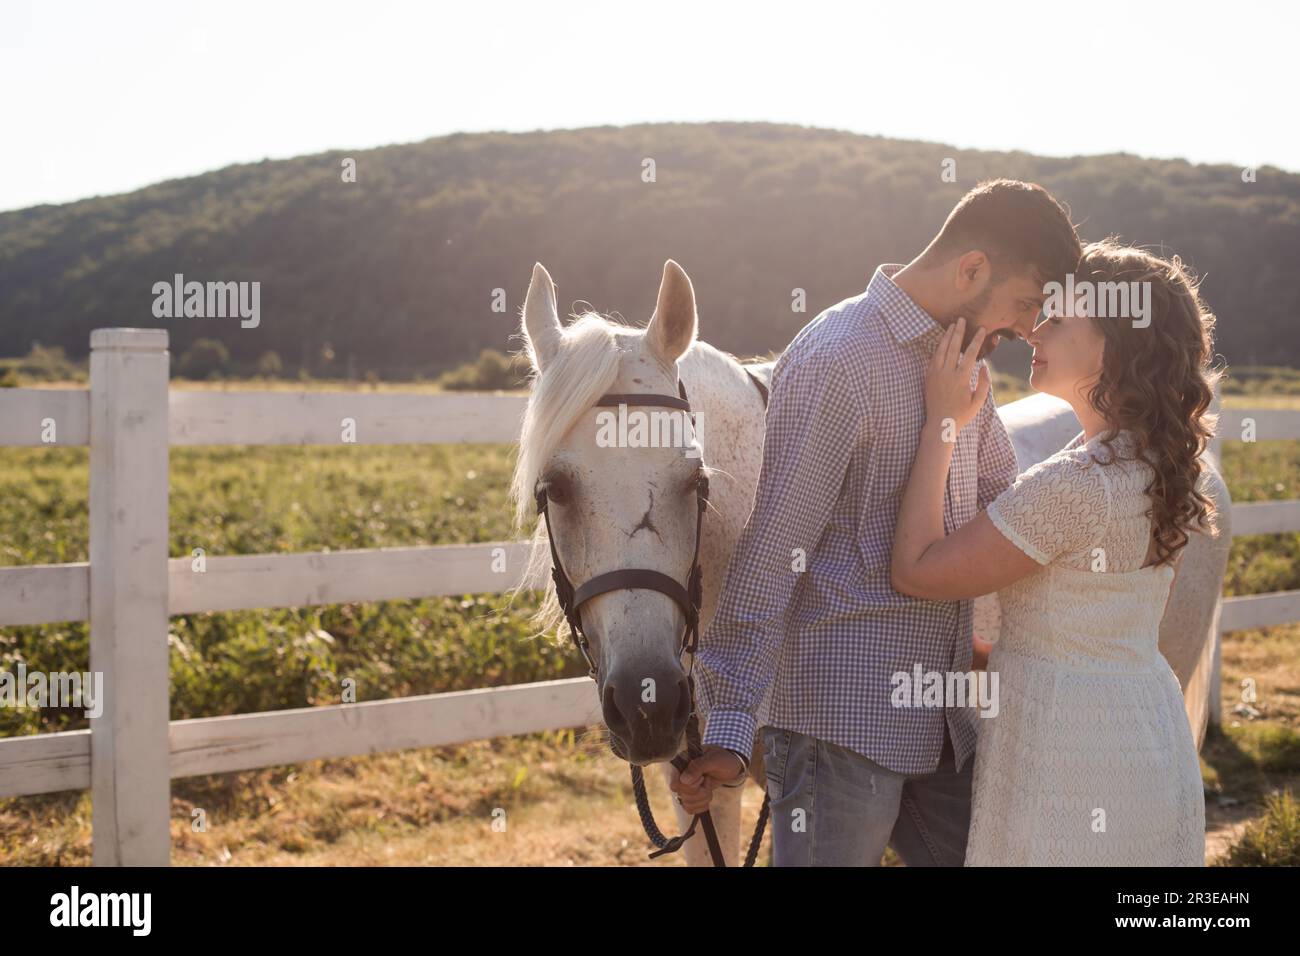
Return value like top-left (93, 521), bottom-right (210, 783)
top-left (954, 250), bottom-right (992, 294)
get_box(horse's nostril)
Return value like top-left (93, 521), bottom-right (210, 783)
top-left (602, 682), bottom-right (630, 738)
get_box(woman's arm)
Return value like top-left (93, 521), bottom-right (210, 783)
top-left (891, 319), bottom-right (1042, 600)
top-left (1161, 551), bottom-right (1183, 619)
top-left (892, 509), bottom-right (1043, 600)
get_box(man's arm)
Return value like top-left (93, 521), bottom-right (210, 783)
top-left (696, 345), bottom-right (863, 758)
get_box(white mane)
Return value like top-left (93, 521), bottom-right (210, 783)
top-left (510, 312), bottom-right (623, 531)
top-left (509, 312), bottom-right (627, 638)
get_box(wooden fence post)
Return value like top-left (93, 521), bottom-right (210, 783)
top-left (90, 328), bottom-right (171, 865)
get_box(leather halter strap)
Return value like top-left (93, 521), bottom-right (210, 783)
top-left (534, 377), bottom-right (706, 678)
top-left (594, 392), bottom-right (691, 412)
top-left (573, 569), bottom-right (691, 617)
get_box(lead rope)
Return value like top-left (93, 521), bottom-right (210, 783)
top-left (631, 689), bottom-right (771, 867)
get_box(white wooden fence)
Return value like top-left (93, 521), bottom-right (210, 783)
top-left (1, 327), bottom-right (1299, 865)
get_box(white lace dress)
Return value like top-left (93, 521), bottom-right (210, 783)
top-left (965, 430), bottom-right (1205, 866)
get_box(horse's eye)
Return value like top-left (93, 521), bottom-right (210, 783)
top-left (542, 474), bottom-right (571, 505)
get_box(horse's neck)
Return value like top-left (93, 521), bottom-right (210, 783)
top-left (678, 344), bottom-right (769, 629)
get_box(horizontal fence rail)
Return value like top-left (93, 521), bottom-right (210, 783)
top-left (1228, 500), bottom-right (1300, 536)
top-left (1220, 589), bottom-right (1300, 633)
top-left (169, 390), bottom-right (528, 445)
top-left (5, 390), bottom-right (1296, 449)
top-left (0, 388), bottom-right (91, 446)
top-left (0, 677), bottom-right (603, 800)
top-left (166, 541), bottom-right (534, 616)
top-left (0, 387), bottom-right (528, 447)
top-left (1216, 408), bottom-right (1300, 442)
top-left (2, 328), bottom-right (1299, 865)
top-left (0, 542), bottom-right (535, 625)
top-left (4, 517), bottom-right (1297, 626)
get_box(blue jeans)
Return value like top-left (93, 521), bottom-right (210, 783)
top-left (760, 724), bottom-right (973, 866)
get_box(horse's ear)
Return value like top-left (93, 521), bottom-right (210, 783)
top-left (523, 262), bottom-right (562, 371)
top-left (646, 259), bottom-right (697, 366)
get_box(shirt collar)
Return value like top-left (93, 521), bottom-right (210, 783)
top-left (867, 264), bottom-right (944, 345)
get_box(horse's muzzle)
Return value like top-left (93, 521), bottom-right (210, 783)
top-left (601, 668), bottom-right (692, 764)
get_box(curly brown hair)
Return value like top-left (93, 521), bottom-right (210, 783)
top-left (1075, 238), bottom-right (1222, 565)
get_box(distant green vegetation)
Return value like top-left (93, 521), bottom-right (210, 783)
top-left (3, 123), bottom-right (1298, 380)
top-left (1222, 365), bottom-right (1300, 396)
top-left (0, 442), bottom-right (588, 738)
top-left (1219, 434), bottom-right (1300, 598)
top-left (0, 344), bottom-right (84, 385)
top-left (435, 348), bottom-right (530, 391)
top-left (177, 338), bottom-right (231, 380)
top-left (1216, 788), bottom-right (1300, 866)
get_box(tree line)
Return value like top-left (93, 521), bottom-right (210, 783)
top-left (2, 122), bottom-right (1296, 379)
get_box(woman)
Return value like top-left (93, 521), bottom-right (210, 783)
top-left (890, 239), bottom-right (1219, 866)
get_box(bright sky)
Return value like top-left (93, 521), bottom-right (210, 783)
top-left (3, 0), bottom-right (1295, 212)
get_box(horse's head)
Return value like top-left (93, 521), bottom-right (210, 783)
top-left (513, 260), bottom-right (707, 764)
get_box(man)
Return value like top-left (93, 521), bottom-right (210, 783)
top-left (671, 179), bottom-right (1082, 866)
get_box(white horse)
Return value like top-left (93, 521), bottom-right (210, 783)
top-left (513, 260), bottom-right (1230, 866)
top-left (513, 259), bottom-right (771, 865)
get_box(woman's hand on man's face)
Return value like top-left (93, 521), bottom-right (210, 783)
top-left (925, 317), bottom-right (990, 435)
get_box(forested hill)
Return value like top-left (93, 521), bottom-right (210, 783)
top-left (2, 122), bottom-right (1297, 376)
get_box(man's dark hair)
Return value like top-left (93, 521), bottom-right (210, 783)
top-left (925, 179), bottom-right (1081, 286)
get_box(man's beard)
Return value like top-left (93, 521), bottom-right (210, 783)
top-left (938, 285), bottom-right (996, 357)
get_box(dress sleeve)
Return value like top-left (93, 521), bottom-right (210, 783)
top-left (984, 451), bottom-right (1111, 565)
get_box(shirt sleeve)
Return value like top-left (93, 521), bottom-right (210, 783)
top-left (976, 372), bottom-right (1019, 511)
top-left (697, 346), bottom-right (863, 758)
top-left (984, 451), bottom-right (1111, 565)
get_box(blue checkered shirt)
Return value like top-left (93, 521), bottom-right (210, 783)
top-left (697, 264), bottom-right (1019, 775)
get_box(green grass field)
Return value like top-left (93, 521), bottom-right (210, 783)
top-left (1, 386), bottom-right (1297, 865)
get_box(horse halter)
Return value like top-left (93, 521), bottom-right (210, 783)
top-left (533, 378), bottom-right (708, 681)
